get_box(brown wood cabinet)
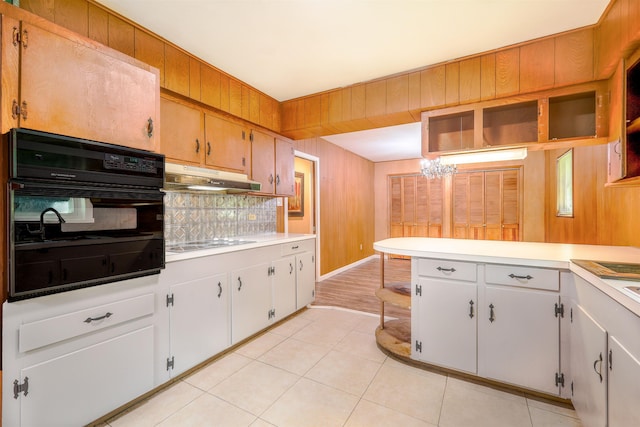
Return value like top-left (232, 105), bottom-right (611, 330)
top-left (624, 47), bottom-right (640, 179)
top-left (1, 17), bottom-right (159, 151)
top-left (389, 175), bottom-right (443, 239)
top-left (160, 97), bottom-right (204, 165)
top-left (452, 169), bottom-right (520, 241)
top-left (204, 114), bottom-right (250, 174)
top-left (422, 82), bottom-right (608, 156)
top-left (251, 131), bottom-right (295, 196)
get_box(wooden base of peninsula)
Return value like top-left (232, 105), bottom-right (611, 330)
top-left (376, 252), bottom-right (412, 359)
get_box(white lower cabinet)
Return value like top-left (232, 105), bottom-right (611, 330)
top-left (570, 303), bottom-right (607, 427)
top-left (412, 258), bottom-right (562, 395)
top-left (479, 286), bottom-right (561, 395)
top-left (296, 251), bottom-right (316, 309)
top-left (231, 261), bottom-right (272, 344)
top-left (413, 276), bottom-right (477, 373)
top-left (168, 272), bottom-right (229, 376)
top-left (19, 326), bottom-right (154, 427)
top-left (272, 256), bottom-right (297, 322)
top-left (608, 335), bottom-right (640, 426)
top-left (569, 275), bottom-right (640, 427)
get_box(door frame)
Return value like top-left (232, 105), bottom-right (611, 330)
top-left (289, 150), bottom-right (321, 281)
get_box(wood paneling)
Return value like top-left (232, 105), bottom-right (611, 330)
top-left (107, 14), bottom-right (134, 57)
top-left (135, 28), bottom-right (164, 86)
top-left (520, 38), bottom-right (555, 92)
top-left (294, 137), bottom-right (375, 276)
top-left (164, 44), bottom-right (190, 96)
top-left (445, 62), bottom-right (460, 105)
top-left (421, 65), bottom-right (446, 108)
top-left (386, 74), bottom-right (409, 115)
top-left (495, 48), bottom-right (520, 97)
top-left (53, 0), bottom-right (88, 37)
top-left (555, 28), bottom-right (594, 86)
top-left (481, 54), bottom-right (496, 101)
top-left (459, 57), bottom-right (481, 103)
top-left (87, 3), bottom-right (108, 45)
top-left (366, 80), bottom-right (387, 118)
top-left (189, 57), bottom-right (201, 100)
top-left (200, 64), bottom-right (221, 109)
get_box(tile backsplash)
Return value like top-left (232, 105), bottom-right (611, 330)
top-left (164, 191), bottom-right (277, 245)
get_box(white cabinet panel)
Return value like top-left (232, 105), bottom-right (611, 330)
top-left (485, 264), bottom-right (559, 291)
top-left (479, 286), bottom-right (560, 394)
top-left (413, 277), bottom-right (477, 373)
top-left (231, 262), bottom-right (271, 344)
top-left (608, 335), bottom-right (640, 427)
top-left (296, 252), bottom-right (316, 309)
top-left (272, 256), bottom-right (296, 321)
top-left (19, 326), bottom-right (154, 427)
top-left (169, 273), bottom-right (229, 376)
top-left (570, 303), bottom-right (607, 427)
top-left (417, 258), bottom-right (477, 282)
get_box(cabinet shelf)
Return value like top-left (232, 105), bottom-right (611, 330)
top-left (375, 319), bottom-right (411, 358)
top-left (375, 282), bottom-right (411, 309)
top-left (628, 117), bottom-right (640, 135)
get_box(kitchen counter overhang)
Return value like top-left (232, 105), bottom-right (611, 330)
top-left (374, 237), bottom-right (640, 316)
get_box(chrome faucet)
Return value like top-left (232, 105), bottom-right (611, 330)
top-left (28, 207), bottom-right (66, 241)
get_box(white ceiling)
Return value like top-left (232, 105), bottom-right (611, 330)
top-left (96, 0), bottom-right (610, 162)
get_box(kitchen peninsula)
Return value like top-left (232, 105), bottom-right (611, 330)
top-left (374, 237), bottom-right (640, 426)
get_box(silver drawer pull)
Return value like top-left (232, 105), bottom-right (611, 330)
top-left (84, 312), bottom-right (113, 323)
top-left (437, 267), bottom-right (456, 273)
top-left (508, 274), bottom-right (533, 280)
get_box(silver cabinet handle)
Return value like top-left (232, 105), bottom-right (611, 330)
top-left (84, 312), bottom-right (113, 323)
top-left (489, 304), bottom-right (495, 323)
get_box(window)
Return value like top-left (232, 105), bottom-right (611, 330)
top-left (556, 149), bottom-right (573, 217)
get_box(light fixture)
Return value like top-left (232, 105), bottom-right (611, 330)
top-left (420, 157), bottom-right (457, 179)
top-left (439, 147), bottom-right (528, 165)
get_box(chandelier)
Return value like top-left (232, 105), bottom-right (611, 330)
top-left (420, 157), bottom-right (457, 179)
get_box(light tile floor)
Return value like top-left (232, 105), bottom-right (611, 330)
top-left (104, 307), bottom-right (583, 427)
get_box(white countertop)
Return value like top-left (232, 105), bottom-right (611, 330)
top-left (165, 233), bottom-right (315, 263)
top-left (374, 237), bottom-right (640, 316)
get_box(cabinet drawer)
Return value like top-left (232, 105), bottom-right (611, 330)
top-left (19, 293), bottom-right (155, 352)
top-left (417, 258), bottom-right (477, 282)
top-left (280, 239), bottom-right (314, 256)
top-left (485, 264), bottom-right (559, 291)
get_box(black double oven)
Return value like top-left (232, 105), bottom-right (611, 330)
top-left (7, 128), bottom-right (165, 301)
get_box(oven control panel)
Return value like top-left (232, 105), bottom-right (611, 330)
top-left (103, 154), bottom-right (158, 174)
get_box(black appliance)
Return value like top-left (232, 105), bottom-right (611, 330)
top-left (7, 128), bottom-right (165, 301)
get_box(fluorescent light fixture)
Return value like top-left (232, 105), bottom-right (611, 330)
top-left (439, 147), bottom-right (528, 165)
top-left (187, 185), bottom-right (228, 192)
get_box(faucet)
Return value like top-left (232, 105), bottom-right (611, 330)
top-left (27, 207), bottom-right (66, 241)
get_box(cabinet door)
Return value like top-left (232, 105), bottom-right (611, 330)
top-left (608, 335), bottom-right (640, 427)
top-left (20, 22), bottom-right (159, 151)
top-left (570, 303), bottom-right (607, 427)
top-left (251, 130), bottom-right (276, 193)
top-left (427, 177), bottom-right (444, 237)
top-left (453, 173), bottom-right (484, 239)
top-left (1, 15), bottom-right (20, 133)
top-left (272, 256), bottom-right (296, 321)
top-left (160, 97), bottom-right (204, 165)
top-left (18, 326), bottom-right (154, 427)
top-left (479, 286), bottom-right (559, 395)
top-left (296, 252), bottom-right (316, 309)
top-left (204, 114), bottom-right (249, 174)
top-left (402, 176), bottom-right (417, 236)
top-left (389, 176), bottom-right (404, 238)
top-left (170, 273), bottom-right (229, 376)
top-left (413, 277), bottom-right (477, 373)
top-left (231, 262), bottom-right (271, 344)
top-left (275, 138), bottom-right (295, 196)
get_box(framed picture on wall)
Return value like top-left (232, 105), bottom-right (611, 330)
top-left (288, 172), bottom-right (304, 217)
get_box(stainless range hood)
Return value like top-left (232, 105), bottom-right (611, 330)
top-left (164, 162), bottom-right (261, 193)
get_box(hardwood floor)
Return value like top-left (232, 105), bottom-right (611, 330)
top-left (312, 256), bottom-right (411, 320)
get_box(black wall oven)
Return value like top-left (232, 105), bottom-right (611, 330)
top-left (7, 128), bottom-right (165, 301)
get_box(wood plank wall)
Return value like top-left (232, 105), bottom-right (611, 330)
top-left (19, 0), bottom-right (282, 132)
top-left (293, 138), bottom-right (375, 276)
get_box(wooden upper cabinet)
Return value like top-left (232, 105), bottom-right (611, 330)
top-left (250, 129), bottom-right (276, 193)
top-left (204, 114), bottom-right (250, 174)
top-left (555, 28), bottom-right (594, 86)
top-left (1, 15), bottom-right (20, 134)
top-left (13, 20), bottom-right (159, 151)
top-left (275, 137), bottom-right (295, 197)
top-left (165, 44), bottom-right (190, 97)
top-left (251, 132), bottom-right (294, 196)
top-left (495, 48), bottom-right (520, 97)
top-left (520, 38), bottom-right (555, 93)
top-left (459, 57), bottom-right (481, 104)
top-left (160, 97), bottom-right (204, 164)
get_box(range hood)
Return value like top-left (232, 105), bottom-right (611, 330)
top-left (164, 162), bottom-right (261, 193)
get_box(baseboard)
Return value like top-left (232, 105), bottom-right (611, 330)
top-left (318, 254), bottom-right (378, 281)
